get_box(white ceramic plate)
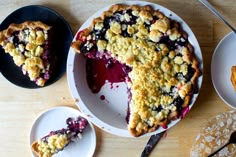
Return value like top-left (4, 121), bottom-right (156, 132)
top-left (211, 32), bottom-right (236, 109)
top-left (67, 1), bottom-right (203, 137)
top-left (29, 106), bottom-right (96, 157)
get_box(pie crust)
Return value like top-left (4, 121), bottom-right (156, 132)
top-left (0, 21), bottom-right (53, 86)
top-left (31, 116), bottom-right (88, 157)
top-left (71, 4), bottom-right (201, 136)
top-left (231, 66), bottom-right (236, 91)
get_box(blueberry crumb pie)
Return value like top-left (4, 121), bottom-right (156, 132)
top-left (71, 4), bottom-right (201, 136)
top-left (0, 21), bottom-right (54, 86)
top-left (31, 116), bottom-right (88, 157)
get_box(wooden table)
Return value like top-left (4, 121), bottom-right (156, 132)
top-left (0, 0), bottom-right (234, 156)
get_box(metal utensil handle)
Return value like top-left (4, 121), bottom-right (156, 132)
top-left (199, 0), bottom-right (236, 33)
top-left (140, 131), bottom-right (165, 157)
top-left (207, 141), bottom-right (230, 157)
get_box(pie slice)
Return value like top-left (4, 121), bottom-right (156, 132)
top-left (71, 4), bottom-right (201, 136)
top-left (231, 66), bottom-right (236, 91)
top-left (0, 21), bottom-right (54, 86)
top-left (31, 116), bottom-right (88, 157)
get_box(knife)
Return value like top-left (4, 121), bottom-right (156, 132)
top-left (140, 131), bottom-right (166, 157)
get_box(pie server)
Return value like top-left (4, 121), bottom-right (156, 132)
top-left (140, 131), bottom-right (166, 157)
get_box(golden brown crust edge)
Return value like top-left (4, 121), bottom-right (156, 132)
top-left (128, 119), bottom-right (168, 137)
top-left (0, 21), bottom-right (51, 43)
top-left (31, 141), bottom-right (43, 157)
top-left (231, 66), bottom-right (236, 91)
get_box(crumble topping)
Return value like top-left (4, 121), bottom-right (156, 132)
top-left (0, 21), bottom-right (52, 86)
top-left (36, 134), bottom-right (69, 156)
top-left (31, 116), bottom-right (88, 157)
top-left (71, 4), bottom-right (201, 136)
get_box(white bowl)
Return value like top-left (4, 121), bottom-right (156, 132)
top-left (67, 1), bottom-right (203, 137)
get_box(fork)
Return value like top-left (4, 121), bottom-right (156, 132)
top-left (208, 131), bottom-right (236, 157)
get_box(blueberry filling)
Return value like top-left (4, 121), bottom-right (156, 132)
top-left (105, 58), bottom-right (116, 68)
top-left (170, 20), bottom-right (179, 29)
top-left (12, 32), bottom-right (20, 45)
top-left (177, 36), bottom-right (187, 46)
top-left (122, 65), bottom-right (132, 73)
top-left (185, 65), bottom-right (196, 81)
top-left (93, 28), bottom-right (107, 40)
top-left (175, 72), bottom-right (183, 80)
top-left (103, 17), bottom-right (114, 28)
top-left (92, 12), bottom-right (132, 40)
top-left (66, 116), bottom-right (88, 137)
top-left (159, 36), bottom-right (176, 50)
top-left (86, 56), bottom-right (129, 93)
top-left (152, 105), bottom-right (163, 112)
top-left (121, 29), bottom-right (131, 37)
top-left (80, 42), bottom-right (97, 55)
top-left (175, 64), bottom-right (196, 82)
top-left (80, 43), bottom-right (90, 54)
top-left (144, 15), bottom-right (160, 30)
top-left (172, 96), bottom-right (184, 110)
top-left (42, 116), bottom-right (88, 143)
top-left (126, 105), bottom-right (130, 123)
top-left (124, 9), bottom-right (138, 25)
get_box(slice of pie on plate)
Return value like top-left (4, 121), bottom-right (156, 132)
top-left (71, 4), bottom-right (201, 136)
top-left (31, 116), bottom-right (88, 157)
top-left (231, 66), bottom-right (236, 91)
top-left (0, 21), bottom-right (54, 86)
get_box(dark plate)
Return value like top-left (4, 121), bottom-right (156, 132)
top-left (0, 5), bottom-right (73, 88)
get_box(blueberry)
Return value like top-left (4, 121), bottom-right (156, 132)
top-left (103, 17), bottom-right (114, 28)
top-left (93, 27), bottom-right (107, 40)
top-left (105, 58), bottom-right (114, 68)
top-left (125, 9), bottom-right (132, 15)
top-left (184, 65), bottom-right (195, 81)
top-left (121, 29), bottom-right (131, 37)
top-left (175, 72), bottom-right (185, 81)
top-left (177, 36), bottom-right (187, 46)
top-left (152, 105), bottom-right (163, 112)
top-left (66, 117), bottom-right (73, 125)
top-left (172, 97), bottom-right (184, 109)
top-left (80, 44), bottom-right (89, 54)
top-left (114, 13), bottom-right (122, 22)
top-left (144, 22), bottom-right (151, 31)
top-left (122, 65), bottom-right (132, 73)
top-left (159, 36), bottom-right (176, 50)
top-left (12, 32), bottom-right (20, 45)
top-left (152, 16), bottom-right (159, 23)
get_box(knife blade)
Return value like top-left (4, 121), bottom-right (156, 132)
top-left (140, 131), bottom-right (166, 157)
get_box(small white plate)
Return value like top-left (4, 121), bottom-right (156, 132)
top-left (29, 106), bottom-right (96, 157)
top-left (211, 32), bottom-right (236, 109)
